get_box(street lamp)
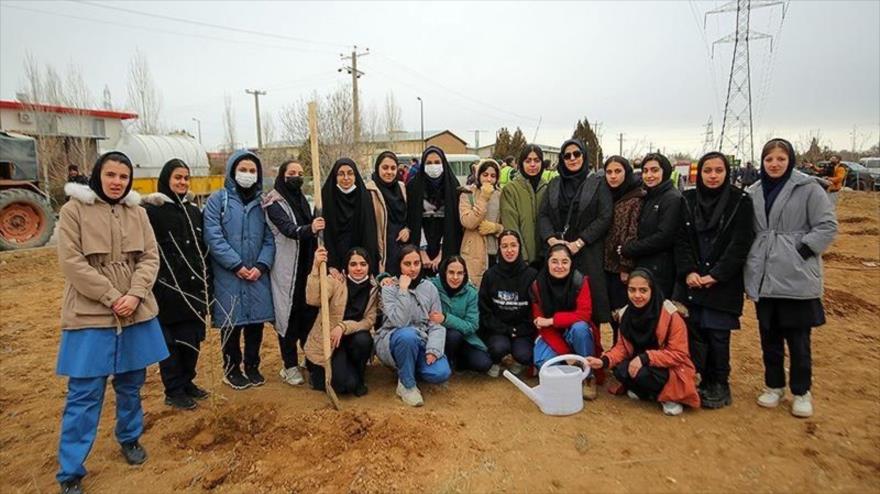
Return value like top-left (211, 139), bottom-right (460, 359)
top-left (191, 117), bottom-right (202, 143)
top-left (417, 96), bottom-right (424, 152)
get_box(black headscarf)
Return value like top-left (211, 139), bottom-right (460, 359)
top-left (518, 144), bottom-right (546, 191)
top-left (405, 146), bottom-right (463, 258)
top-left (497, 230), bottom-right (529, 277)
top-left (321, 158), bottom-right (378, 272)
top-left (438, 255), bottom-right (469, 297)
top-left (229, 152), bottom-right (262, 204)
top-left (619, 268), bottom-right (662, 354)
top-left (89, 151), bottom-right (134, 205)
top-left (760, 138), bottom-right (796, 218)
top-left (372, 151), bottom-right (407, 225)
top-left (535, 244), bottom-right (584, 316)
top-left (558, 139), bottom-right (590, 206)
top-left (343, 247), bottom-right (373, 321)
top-left (158, 158), bottom-right (189, 204)
top-left (603, 155), bottom-right (641, 203)
top-left (694, 152), bottom-right (733, 232)
top-left (273, 160), bottom-right (312, 226)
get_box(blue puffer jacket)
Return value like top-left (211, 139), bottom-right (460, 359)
top-left (203, 150), bottom-right (275, 327)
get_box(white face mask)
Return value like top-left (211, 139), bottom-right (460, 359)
top-left (337, 183), bottom-right (357, 194)
top-left (425, 163), bottom-right (443, 179)
top-left (235, 171), bottom-right (258, 188)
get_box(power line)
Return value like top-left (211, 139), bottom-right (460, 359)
top-left (74, 0), bottom-right (348, 51)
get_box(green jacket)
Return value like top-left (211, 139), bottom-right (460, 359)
top-left (429, 277), bottom-right (487, 351)
top-left (499, 166), bottom-right (517, 187)
top-left (499, 174), bottom-right (549, 264)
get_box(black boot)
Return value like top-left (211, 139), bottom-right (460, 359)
top-left (120, 441), bottom-right (148, 465)
top-left (59, 478), bottom-right (83, 494)
top-left (703, 382), bottom-right (732, 409)
top-left (184, 382), bottom-right (210, 400)
top-left (164, 393), bottom-right (197, 410)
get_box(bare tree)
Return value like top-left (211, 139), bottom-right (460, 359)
top-left (261, 110), bottom-right (276, 146)
top-left (223, 95), bottom-right (238, 152)
top-left (126, 48), bottom-right (163, 134)
top-left (383, 90), bottom-right (404, 139)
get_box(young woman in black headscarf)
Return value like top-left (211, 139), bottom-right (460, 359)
top-left (586, 269), bottom-right (701, 416)
top-left (262, 159), bottom-right (325, 387)
top-left (538, 138), bottom-right (613, 327)
top-left (744, 138), bottom-right (837, 418)
top-left (321, 158), bottom-right (378, 274)
top-left (500, 144), bottom-right (550, 267)
top-left (621, 152), bottom-right (683, 300)
top-left (304, 247), bottom-right (378, 396)
top-left (674, 152), bottom-right (754, 409)
top-left (478, 230), bottom-right (538, 377)
top-left (142, 158), bottom-right (211, 410)
top-left (602, 156), bottom-right (646, 343)
top-left (406, 145), bottom-right (463, 275)
top-left (530, 244), bottom-right (602, 399)
top-left (366, 151), bottom-right (409, 275)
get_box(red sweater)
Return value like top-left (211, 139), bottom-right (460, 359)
top-left (531, 280), bottom-right (596, 356)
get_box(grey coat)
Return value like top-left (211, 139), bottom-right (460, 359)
top-left (744, 170), bottom-right (838, 301)
top-left (262, 190), bottom-right (300, 337)
top-left (375, 279), bottom-right (446, 368)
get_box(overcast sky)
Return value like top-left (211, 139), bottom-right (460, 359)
top-left (1, 0), bottom-right (878, 159)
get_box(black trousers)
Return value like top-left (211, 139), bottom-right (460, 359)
top-left (700, 328), bottom-right (731, 386)
top-left (278, 304), bottom-right (318, 369)
top-left (307, 332), bottom-right (374, 394)
top-left (445, 328), bottom-right (493, 373)
top-left (759, 323), bottom-right (812, 395)
top-left (613, 357), bottom-right (669, 401)
top-left (159, 320), bottom-right (204, 397)
top-left (221, 323), bottom-right (264, 374)
top-left (485, 334), bottom-right (533, 366)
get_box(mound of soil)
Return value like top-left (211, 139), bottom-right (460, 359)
top-left (823, 287), bottom-right (880, 318)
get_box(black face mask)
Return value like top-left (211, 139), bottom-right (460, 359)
top-left (285, 176), bottom-right (303, 192)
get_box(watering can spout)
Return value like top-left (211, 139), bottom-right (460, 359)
top-left (503, 370), bottom-right (543, 408)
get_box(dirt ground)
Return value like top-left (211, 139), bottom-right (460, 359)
top-left (1, 192), bottom-right (878, 493)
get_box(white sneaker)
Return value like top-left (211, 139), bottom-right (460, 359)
top-left (396, 381), bottom-right (424, 407)
top-left (662, 401), bottom-right (683, 416)
top-left (626, 390), bottom-right (640, 401)
top-left (487, 364), bottom-right (501, 378)
top-left (279, 367), bottom-right (304, 386)
top-left (508, 362), bottom-right (525, 376)
top-left (791, 392), bottom-right (813, 418)
top-left (757, 387), bottom-right (785, 408)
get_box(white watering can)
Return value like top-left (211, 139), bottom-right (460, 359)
top-left (503, 354), bottom-right (591, 416)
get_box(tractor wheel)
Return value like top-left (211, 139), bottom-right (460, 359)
top-left (0, 189), bottom-right (56, 250)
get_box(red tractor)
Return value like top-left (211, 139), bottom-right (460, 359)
top-left (0, 131), bottom-right (55, 250)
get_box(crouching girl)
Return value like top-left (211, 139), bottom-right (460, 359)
top-left (375, 245), bottom-right (452, 407)
top-left (303, 247), bottom-right (378, 396)
top-left (586, 269), bottom-right (700, 416)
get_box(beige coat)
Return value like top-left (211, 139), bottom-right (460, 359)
top-left (303, 267), bottom-right (379, 367)
top-left (57, 183), bottom-right (159, 330)
top-left (365, 180), bottom-right (407, 273)
top-left (459, 185), bottom-right (501, 286)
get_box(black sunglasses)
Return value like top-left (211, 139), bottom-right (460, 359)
top-left (563, 150), bottom-right (583, 161)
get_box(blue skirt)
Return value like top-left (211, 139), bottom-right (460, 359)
top-left (56, 318), bottom-right (170, 378)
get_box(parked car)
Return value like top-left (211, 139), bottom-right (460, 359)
top-left (817, 160), bottom-right (876, 191)
top-left (860, 157), bottom-right (880, 190)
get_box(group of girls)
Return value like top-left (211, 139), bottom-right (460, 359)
top-left (52, 136), bottom-right (836, 494)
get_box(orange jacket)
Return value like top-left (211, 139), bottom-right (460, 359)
top-left (604, 301), bottom-right (700, 408)
top-left (828, 164), bottom-right (847, 192)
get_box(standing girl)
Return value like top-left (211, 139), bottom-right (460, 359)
top-left (674, 152), bottom-right (754, 409)
top-left (602, 156), bottom-right (645, 343)
top-left (745, 138), bottom-right (837, 418)
top-left (262, 159), bottom-right (324, 386)
top-left (459, 159), bottom-right (503, 286)
top-left (56, 152), bottom-right (168, 493)
top-left (143, 158), bottom-right (210, 410)
top-left (406, 146), bottom-right (463, 275)
top-left (321, 158), bottom-right (378, 274)
top-left (203, 150), bottom-right (275, 390)
top-left (500, 144), bottom-right (549, 267)
top-left (366, 151), bottom-right (409, 275)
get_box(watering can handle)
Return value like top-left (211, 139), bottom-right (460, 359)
top-left (541, 354), bottom-right (592, 380)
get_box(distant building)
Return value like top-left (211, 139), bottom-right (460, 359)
top-left (0, 99), bottom-right (137, 146)
top-left (469, 142), bottom-right (562, 163)
top-left (371, 130), bottom-right (468, 156)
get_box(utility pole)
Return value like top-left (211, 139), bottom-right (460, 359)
top-left (702, 116), bottom-right (715, 154)
top-left (245, 89), bottom-right (266, 149)
top-left (851, 124), bottom-right (857, 152)
top-left (417, 96), bottom-right (424, 152)
top-left (340, 46), bottom-right (370, 146)
top-left (618, 133), bottom-right (624, 156)
top-left (707, 0), bottom-right (787, 163)
top-left (192, 117), bottom-right (202, 144)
